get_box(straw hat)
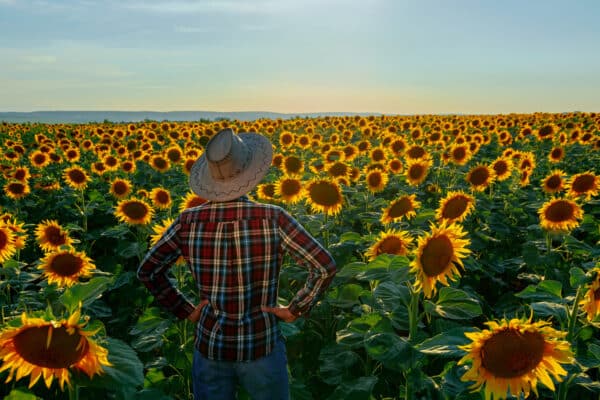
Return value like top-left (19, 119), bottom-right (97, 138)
top-left (189, 128), bottom-right (273, 201)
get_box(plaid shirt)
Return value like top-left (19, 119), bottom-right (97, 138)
top-left (137, 196), bottom-right (336, 361)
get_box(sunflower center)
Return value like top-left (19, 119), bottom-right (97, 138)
top-left (545, 175), bottom-right (562, 190)
top-left (452, 147), bottom-right (467, 160)
top-left (328, 162), bottom-right (348, 177)
top-left (371, 149), bottom-right (385, 162)
top-left (469, 168), bottom-right (490, 186)
top-left (572, 175), bottom-right (594, 193)
top-left (408, 146), bottom-right (425, 159)
top-left (281, 179), bottom-right (301, 196)
top-left (442, 197), bottom-right (468, 219)
top-left (420, 235), bottom-right (453, 277)
top-left (368, 173), bottom-right (382, 187)
top-left (45, 226), bottom-right (67, 246)
top-left (389, 199), bottom-right (413, 217)
top-left (409, 164), bottom-right (425, 179)
top-left (8, 183), bottom-right (25, 195)
top-left (13, 325), bottom-right (89, 368)
top-left (187, 196), bottom-right (207, 208)
top-left (551, 148), bottom-right (563, 159)
top-left (155, 191), bottom-right (170, 204)
top-left (284, 157), bottom-right (302, 174)
top-left (493, 161), bottom-right (508, 176)
top-left (545, 201), bottom-right (575, 222)
top-left (377, 237), bottom-right (406, 255)
top-left (0, 230), bottom-right (7, 248)
top-left (113, 182), bottom-right (129, 195)
top-left (309, 182), bottom-right (341, 206)
top-left (153, 158), bottom-right (168, 169)
top-left (122, 201), bottom-right (149, 220)
top-left (538, 125), bottom-right (554, 137)
top-left (50, 253), bottom-right (84, 276)
top-left (593, 287), bottom-right (600, 299)
top-left (480, 328), bottom-right (545, 378)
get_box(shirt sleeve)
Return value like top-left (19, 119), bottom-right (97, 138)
top-left (137, 216), bottom-right (195, 319)
top-left (278, 209), bottom-right (337, 316)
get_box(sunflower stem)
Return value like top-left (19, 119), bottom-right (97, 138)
top-left (408, 285), bottom-right (420, 343)
top-left (79, 189), bottom-right (88, 233)
top-left (566, 286), bottom-right (584, 342)
top-left (68, 383), bottom-right (80, 400)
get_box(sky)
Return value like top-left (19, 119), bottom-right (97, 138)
top-left (1, 0), bottom-right (599, 114)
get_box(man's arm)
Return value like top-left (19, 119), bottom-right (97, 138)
top-left (137, 218), bottom-right (195, 320)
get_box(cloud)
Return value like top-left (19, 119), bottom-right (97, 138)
top-left (22, 55), bottom-right (57, 64)
top-left (0, 0), bottom-right (16, 5)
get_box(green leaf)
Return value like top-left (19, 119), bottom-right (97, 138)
top-left (373, 281), bottom-right (411, 312)
top-left (336, 313), bottom-right (384, 349)
top-left (569, 267), bottom-right (588, 288)
top-left (326, 377), bottom-right (378, 400)
top-left (81, 337), bottom-right (144, 397)
top-left (4, 389), bottom-right (39, 400)
top-left (318, 345), bottom-right (363, 385)
top-left (327, 283), bottom-right (369, 308)
top-left (530, 301), bottom-right (568, 322)
top-left (514, 279), bottom-right (563, 302)
top-left (59, 276), bottom-right (112, 312)
top-left (338, 231), bottom-right (362, 243)
top-left (364, 332), bottom-right (422, 371)
top-left (415, 327), bottom-right (477, 357)
top-left (424, 287), bottom-right (482, 320)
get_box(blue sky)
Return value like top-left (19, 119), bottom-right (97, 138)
top-left (1, 0), bottom-right (599, 114)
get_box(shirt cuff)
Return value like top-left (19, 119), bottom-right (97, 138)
top-left (288, 302), bottom-right (304, 317)
top-left (177, 301), bottom-right (196, 320)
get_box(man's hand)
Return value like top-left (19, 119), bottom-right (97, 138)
top-left (261, 305), bottom-right (299, 323)
top-left (187, 299), bottom-right (209, 323)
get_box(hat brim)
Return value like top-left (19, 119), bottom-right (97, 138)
top-left (189, 132), bottom-right (273, 202)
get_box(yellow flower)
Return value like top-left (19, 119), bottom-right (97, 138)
top-left (35, 220), bottom-right (73, 253)
top-left (304, 179), bottom-right (344, 216)
top-left (0, 310), bottom-right (111, 391)
top-left (458, 317), bottom-right (573, 400)
top-left (538, 198), bottom-right (584, 233)
top-left (63, 166), bottom-right (91, 190)
top-left (178, 191), bottom-right (209, 213)
top-left (380, 194), bottom-right (421, 224)
top-left (4, 180), bottom-right (31, 200)
top-left (38, 248), bottom-right (96, 287)
top-left (566, 171), bottom-right (599, 200)
top-left (580, 268), bottom-right (600, 321)
top-left (405, 159), bottom-right (432, 186)
top-left (274, 176), bottom-right (303, 204)
top-left (541, 170), bottom-right (567, 194)
top-left (115, 198), bottom-right (154, 225)
top-left (435, 191), bottom-right (475, 223)
top-left (149, 187), bottom-right (173, 210)
top-left (365, 170), bottom-right (388, 193)
top-left (365, 229), bottom-right (413, 261)
top-left (410, 221), bottom-right (471, 298)
top-left (109, 178), bottom-right (133, 199)
top-left (0, 222), bottom-right (17, 263)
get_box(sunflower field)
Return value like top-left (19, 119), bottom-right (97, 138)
top-left (0, 113), bottom-right (599, 400)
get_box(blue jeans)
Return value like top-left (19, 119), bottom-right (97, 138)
top-left (192, 338), bottom-right (289, 400)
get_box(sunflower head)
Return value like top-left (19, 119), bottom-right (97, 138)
top-left (0, 222), bottom-right (17, 263)
top-left (149, 187), bottom-right (172, 209)
top-left (274, 176), bottom-right (303, 204)
top-left (38, 248), bottom-right (96, 287)
top-left (304, 179), bottom-right (344, 216)
top-left (580, 267), bottom-right (600, 321)
top-left (365, 229), bottom-right (413, 261)
top-left (409, 221), bottom-right (471, 298)
top-left (567, 171), bottom-right (599, 200)
top-left (35, 220), bottom-right (73, 253)
top-left (458, 317), bottom-right (573, 400)
top-left (436, 191), bottom-right (475, 223)
top-left (538, 198), bottom-right (584, 233)
top-left (178, 191), bottom-right (208, 213)
top-left (115, 198), bottom-right (154, 225)
top-left (380, 194), bottom-right (421, 224)
top-left (0, 309), bottom-right (111, 390)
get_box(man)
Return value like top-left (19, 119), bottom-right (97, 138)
top-left (137, 128), bottom-right (337, 400)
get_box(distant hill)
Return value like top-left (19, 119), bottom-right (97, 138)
top-left (0, 110), bottom-right (382, 124)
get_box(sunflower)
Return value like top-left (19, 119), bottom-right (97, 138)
top-left (4, 180), bottom-right (31, 200)
top-left (458, 317), bottom-right (573, 400)
top-left (548, 146), bottom-right (565, 163)
top-left (466, 165), bottom-right (495, 191)
top-left (256, 183), bottom-right (276, 201)
top-left (109, 178), bottom-right (133, 199)
top-left (369, 146), bottom-right (387, 163)
top-left (390, 138), bottom-right (407, 156)
top-left (405, 145), bottom-right (427, 161)
top-left (409, 221), bottom-right (471, 298)
top-left (115, 198), bottom-right (154, 225)
top-left (304, 179), bottom-right (344, 216)
top-left (62, 166), bottom-right (91, 190)
top-left (380, 194), bottom-right (421, 224)
top-left (165, 145), bottom-right (183, 163)
top-left (11, 166), bottom-right (31, 182)
top-left (178, 191), bottom-right (208, 213)
top-left (365, 229), bottom-right (413, 261)
top-left (38, 248), bottom-right (96, 287)
top-left (0, 214), bottom-right (27, 251)
top-left (150, 155), bottom-right (170, 172)
top-left (0, 223), bottom-right (17, 263)
top-left (448, 144), bottom-right (472, 166)
top-left (121, 160), bottom-right (136, 174)
top-left (282, 155), bottom-right (304, 176)
top-left (28, 150), bottom-right (51, 169)
top-left (0, 309), bottom-right (111, 390)
top-left (436, 191), bottom-right (475, 223)
top-left (365, 170), bottom-right (388, 193)
top-left (405, 159), bottom-right (432, 186)
top-left (90, 161), bottom-right (107, 176)
top-left (326, 161), bottom-right (350, 180)
top-left (387, 158), bottom-right (404, 174)
top-left (541, 170), bottom-right (567, 194)
top-left (538, 198), bottom-right (584, 233)
top-left (536, 123), bottom-right (558, 141)
top-left (580, 268), bottom-right (600, 321)
top-left (149, 187), bottom-right (172, 209)
top-left (35, 220), bottom-right (73, 252)
top-left (274, 176), bottom-right (303, 204)
top-left (279, 131), bottom-right (295, 147)
top-left (566, 171), bottom-right (599, 200)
